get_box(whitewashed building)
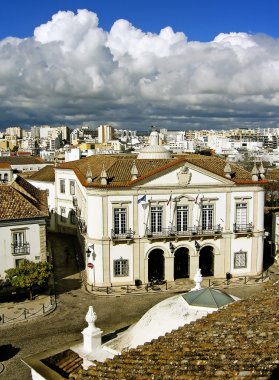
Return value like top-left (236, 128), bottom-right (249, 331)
top-left (32, 131), bottom-right (267, 285)
top-left (0, 171), bottom-right (49, 278)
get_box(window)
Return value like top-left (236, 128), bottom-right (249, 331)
top-left (234, 250), bottom-right (247, 268)
top-left (114, 208), bottom-right (127, 234)
top-left (13, 231), bottom-right (25, 247)
top-left (176, 206), bottom-right (188, 232)
top-left (151, 206), bottom-right (163, 233)
top-left (202, 204), bottom-right (214, 230)
top-left (70, 209), bottom-right (76, 225)
top-left (236, 203), bottom-right (247, 226)
top-left (60, 207), bottom-right (66, 222)
top-left (11, 231), bottom-right (30, 255)
top-left (70, 180), bottom-right (75, 195)
top-left (15, 258), bottom-right (25, 267)
top-left (60, 179), bottom-right (65, 194)
top-left (114, 258), bottom-right (129, 277)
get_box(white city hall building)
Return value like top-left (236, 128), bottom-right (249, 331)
top-left (39, 131), bottom-right (266, 286)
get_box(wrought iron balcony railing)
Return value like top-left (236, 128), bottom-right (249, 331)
top-left (233, 223), bottom-right (253, 233)
top-left (111, 228), bottom-right (135, 240)
top-left (11, 242), bottom-right (30, 255)
top-left (196, 224), bottom-right (223, 235)
top-left (146, 225), bottom-right (223, 238)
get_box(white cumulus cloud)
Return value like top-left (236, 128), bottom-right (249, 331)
top-left (0, 9), bottom-right (279, 130)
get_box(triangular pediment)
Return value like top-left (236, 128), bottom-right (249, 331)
top-left (135, 162), bottom-right (233, 188)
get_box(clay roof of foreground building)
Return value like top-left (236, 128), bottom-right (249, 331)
top-left (0, 176), bottom-right (49, 221)
top-left (68, 283), bottom-right (279, 380)
top-left (28, 165), bottom-right (55, 182)
top-left (38, 284), bottom-right (279, 380)
top-left (55, 154), bottom-right (265, 188)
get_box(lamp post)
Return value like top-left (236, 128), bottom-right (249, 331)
top-left (86, 245), bottom-right (96, 288)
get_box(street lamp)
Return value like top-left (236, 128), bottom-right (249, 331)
top-left (195, 240), bottom-right (201, 254)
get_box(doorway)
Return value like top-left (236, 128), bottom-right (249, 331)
top-left (148, 249), bottom-right (165, 281)
top-left (174, 248), bottom-right (189, 279)
top-left (199, 246), bottom-right (214, 276)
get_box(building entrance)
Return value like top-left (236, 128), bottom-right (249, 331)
top-left (148, 249), bottom-right (164, 281)
top-left (174, 248), bottom-right (189, 279)
top-left (199, 246), bottom-right (214, 276)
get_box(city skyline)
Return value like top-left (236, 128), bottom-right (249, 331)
top-left (1, 1), bottom-right (279, 130)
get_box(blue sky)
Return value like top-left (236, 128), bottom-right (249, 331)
top-left (1, 0), bottom-right (279, 41)
top-left (1, 1), bottom-right (279, 130)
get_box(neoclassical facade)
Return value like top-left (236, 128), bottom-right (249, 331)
top-left (31, 131), bottom-right (267, 286)
top-left (34, 131), bottom-right (265, 285)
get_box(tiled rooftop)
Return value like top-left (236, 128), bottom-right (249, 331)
top-left (28, 165), bottom-right (55, 182)
top-left (0, 156), bottom-right (44, 165)
top-left (69, 283), bottom-right (279, 380)
top-left (0, 176), bottom-right (49, 220)
top-left (56, 154), bottom-right (260, 188)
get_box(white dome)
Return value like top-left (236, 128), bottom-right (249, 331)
top-left (104, 289), bottom-right (238, 354)
top-left (137, 144), bottom-right (171, 159)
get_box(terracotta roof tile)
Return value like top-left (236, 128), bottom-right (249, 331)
top-left (28, 165), bottom-right (55, 182)
top-left (70, 283), bottom-right (279, 380)
top-left (56, 154), bottom-right (257, 188)
top-left (0, 156), bottom-right (44, 165)
top-left (0, 176), bottom-right (49, 221)
top-left (0, 162), bottom-right (11, 169)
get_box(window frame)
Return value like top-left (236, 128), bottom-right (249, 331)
top-left (201, 203), bottom-right (214, 230)
top-left (176, 205), bottom-right (189, 232)
top-left (69, 180), bottom-right (75, 196)
top-left (113, 207), bottom-right (127, 235)
top-left (150, 206), bottom-right (163, 233)
top-left (234, 250), bottom-right (247, 269)
top-left (60, 179), bottom-right (66, 194)
top-left (70, 209), bottom-right (76, 225)
top-left (113, 257), bottom-right (129, 277)
top-left (235, 202), bottom-right (248, 226)
top-left (60, 206), bottom-right (66, 222)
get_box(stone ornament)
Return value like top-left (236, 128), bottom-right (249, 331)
top-left (177, 164), bottom-right (191, 186)
top-left (85, 306), bottom-right (97, 331)
top-left (191, 268), bottom-right (203, 291)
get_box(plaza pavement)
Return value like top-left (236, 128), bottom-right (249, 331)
top-left (0, 231), bottom-right (275, 325)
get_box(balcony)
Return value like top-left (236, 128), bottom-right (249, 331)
top-left (146, 225), bottom-right (223, 240)
top-left (111, 228), bottom-right (135, 243)
top-left (233, 223), bottom-right (253, 234)
top-left (11, 242), bottom-right (30, 256)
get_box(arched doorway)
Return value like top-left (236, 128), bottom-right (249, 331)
top-left (174, 248), bottom-right (189, 279)
top-left (199, 246), bottom-right (214, 276)
top-left (148, 249), bottom-right (164, 281)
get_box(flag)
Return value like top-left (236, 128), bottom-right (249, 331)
top-left (137, 195), bottom-right (147, 204)
top-left (167, 194), bottom-right (172, 206)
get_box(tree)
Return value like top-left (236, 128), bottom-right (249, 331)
top-left (5, 260), bottom-right (53, 300)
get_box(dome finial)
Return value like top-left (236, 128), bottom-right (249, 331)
top-left (86, 163), bottom-right (93, 183)
top-left (251, 161), bottom-right (259, 181)
top-left (131, 160), bottom-right (138, 180)
top-left (100, 164), bottom-right (107, 185)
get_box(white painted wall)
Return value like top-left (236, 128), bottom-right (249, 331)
top-left (0, 222), bottom-right (43, 278)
